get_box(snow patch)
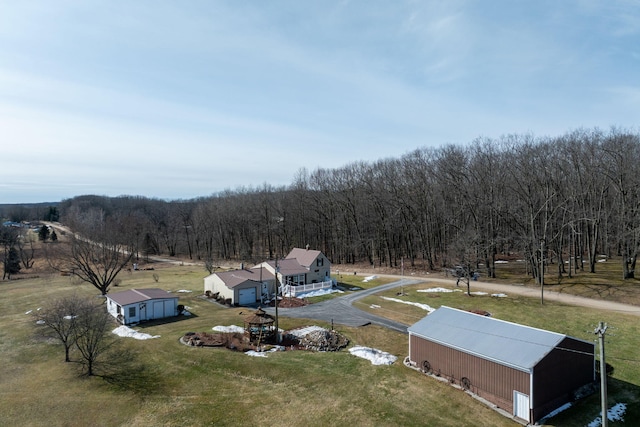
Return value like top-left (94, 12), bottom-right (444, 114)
top-left (349, 346), bottom-right (397, 365)
top-left (587, 402), bottom-right (626, 427)
top-left (212, 325), bottom-right (244, 333)
top-left (112, 325), bottom-right (160, 340)
top-left (176, 289), bottom-right (192, 293)
top-left (380, 296), bottom-right (435, 312)
top-left (292, 288), bottom-right (343, 298)
top-left (363, 275), bottom-right (377, 282)
top-left (538, 402), bottom-right (571, 424)
top-left (245, 346), bottom-right (284, 357)
top-left (417, 287), bottom-right (460, 293)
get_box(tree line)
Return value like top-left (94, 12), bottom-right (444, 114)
top-left (4, 127), bottom-right (640, 282)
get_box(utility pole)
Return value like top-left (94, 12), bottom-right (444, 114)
top-left (274, 257), bottom-right (280, 343)
top-left (595, 322), bottom-right (608, 427)
top-left (540, 239), bottom-right (545, 305)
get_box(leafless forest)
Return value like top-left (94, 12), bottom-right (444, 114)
top-left (4, 128), bottom-right (640, 282)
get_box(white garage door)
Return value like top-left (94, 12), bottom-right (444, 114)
top-left (513, 391), bottom-right (530, 422)
top-left (238, 288), bottom-right (256, 305)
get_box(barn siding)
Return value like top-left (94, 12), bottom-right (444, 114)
top-left (410, 334), bottom-right (529, 413)
top-left (531, 337), bottom-right (595, 421)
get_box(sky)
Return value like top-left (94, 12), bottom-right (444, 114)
top-left (1, 1), bottom-right (639, 204)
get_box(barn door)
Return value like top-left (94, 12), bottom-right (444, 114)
top-left (513, 391), bottom-right (530, 422)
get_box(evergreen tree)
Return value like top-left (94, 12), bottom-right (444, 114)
top-left (38, 226), bottom-right (50, 241)
top-left (5, 247), bottom-right (21, 277)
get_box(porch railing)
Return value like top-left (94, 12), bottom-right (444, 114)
top-left (282, 279), bottom-right (334, 297)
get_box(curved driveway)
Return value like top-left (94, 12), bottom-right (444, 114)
top-left (265, 278), bottom-right (421, 334)
top-left (266, 273), bottom-right (640, 334)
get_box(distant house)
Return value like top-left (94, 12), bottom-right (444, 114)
top-left (407, 306), bottom-right (595, 424)
top-left (203, 247), bottom-right (332, 305)
top-left (106, 288), bottom-right (179, 325)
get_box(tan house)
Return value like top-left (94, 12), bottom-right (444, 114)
top-left (203, 247), bottom-right (332, 305)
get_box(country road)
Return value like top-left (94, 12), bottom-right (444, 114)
top-left (266, 271), bottom-right (640, 334)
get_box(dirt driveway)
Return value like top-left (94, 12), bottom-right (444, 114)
top-left (360, 272), bottom-right (640, 317)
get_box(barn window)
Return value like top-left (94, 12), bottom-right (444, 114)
top-left (129, 306), bottom-right (136, 317)
top-left (316, 258), bottom-right (324, 267)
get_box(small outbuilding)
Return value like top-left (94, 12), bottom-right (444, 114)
top-left (408, 306), bottom-right (595, 424)
top-left (106, 288), bottom-right (179, 325)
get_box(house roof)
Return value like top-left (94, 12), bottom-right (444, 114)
top-left (286, 247), bottom-right (325, 268)
top-left (107, 288), bottom-right (177, 306)
top-left (408, 306), bottom-right (575, 372)
top-left (265, 258), bottom-right (309, 276)
top-left (216, 267), bottom-right (273, 289)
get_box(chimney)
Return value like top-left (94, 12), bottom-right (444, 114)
top-left (306, 244), bottom-right (309, 251)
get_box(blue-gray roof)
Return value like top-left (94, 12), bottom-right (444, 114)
top-left (408, 306), bottom-right (569, 372)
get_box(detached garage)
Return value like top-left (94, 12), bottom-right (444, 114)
top-left (204, 267), bottom-right (272, 306)
top-left (408, 306), bottom-right (595, 424)
top-left (106, 288), bottom-right (179, 325)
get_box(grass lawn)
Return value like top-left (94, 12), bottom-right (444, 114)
top-left (2, 259), bottom-right (640, 426)
top-left (0, 264), bottom-right (515, 427)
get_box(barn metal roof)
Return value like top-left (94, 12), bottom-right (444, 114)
top-left (408, 306), bottom-right (568, 372)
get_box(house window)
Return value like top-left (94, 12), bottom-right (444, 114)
top-left (317, 258), bottom-right (324, 267)
top-left (129, 306), bottom-right (136, 317)
top-left (117, 305), bottom-right (121, 314)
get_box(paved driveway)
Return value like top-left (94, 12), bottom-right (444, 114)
top-left (265, 278), bottom-right (421, 333)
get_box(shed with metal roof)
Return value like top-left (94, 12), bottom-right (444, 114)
top-left (407, 306), bottom-right (595, 424)
top-left (106, 288), bottom-right (179, 325)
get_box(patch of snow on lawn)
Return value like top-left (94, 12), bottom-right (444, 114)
top-left (363, 275), bottom-right (377, 282)
top-left (538, 402), bottom-right (571, 424)
top-left (294, 288), bottom-right (343, 298)
top-left (36, 320), bottom-right (45, 325)
top-left (176, 289), bottom-right (192, 293)
top-left (380, 297), bottom-right (435, 312)
top-left (212, 325), bottom-right (245, 333)
top-left (417, 287), bottom-right (459, 293)
top-left (471, 291), bottom-right (488, 296)
top-left (25, 310), bottom-right (33, 315)
top-left (492, 293), bottom-right (508, 298)
top-left (349, 346), bottom-right (397, 365)
top-left (245, 346), bottom-right (284, 357)
top-left (112, 325), bottom-right (160, 340)
top-left (370, 304), bottom-right (381, 309)
top-left (587, 402), bottom-right (627, 427)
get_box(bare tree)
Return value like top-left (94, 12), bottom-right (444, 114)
top-left (58, 235), bottom-right (132, 295)
top-left (36, 294), bottom-right (87, 362)
top-left (17, 230), bottom-right (36, 269)
top-left (73, 299), bottom-right (115, 376)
